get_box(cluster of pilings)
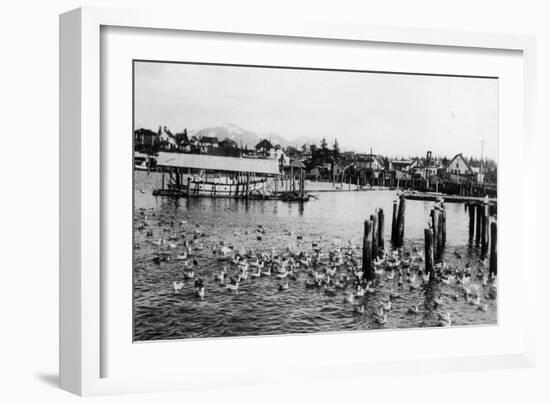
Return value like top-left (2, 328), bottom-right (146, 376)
top-left (467, 201), bottom-right (497, 276)
top-left (423, 199), bottom-right (497, 277)
top-left (424, 199), bottom-right (447, 276)
top-left (391, 196), bottom-right (406, 247)
top-left (277, 166), bottom-right (306, 200)
top-left (362, 208), bottom-right (385, 282)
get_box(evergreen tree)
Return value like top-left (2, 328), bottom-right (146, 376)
top-left (320, 137), bottom-right (328, 152)
top-left (333, 138), bottom-right (340, 161)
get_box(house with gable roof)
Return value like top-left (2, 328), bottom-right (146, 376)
top-left (255, 139), bottom-right (274, 157)
top-left (446, 153), bottom-right (474, 176)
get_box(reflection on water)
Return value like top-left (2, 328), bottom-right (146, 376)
top-left (133, 171), bottom-right (496, 341)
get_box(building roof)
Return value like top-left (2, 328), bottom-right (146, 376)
top-left (255, 139), bottom-right (274, 150)
top-left (135, 128), bottom-right (157, 136)
top-left (134, 152), bottom-right (151, 159)
top-left (392, 160), bottom-right (413, 165)
top-left (288, 158), bottom-right (306, 169)
top-left (199, 136), bottom-right (219, 144)
top-left (357, 154), bottom-right (385, 166)
top-left (160, 127), bottom-right (176, 139)
top-left (156, 152), bottom-right (280, 175)
top-left (219, 138), bottom-right (238, 148)
top-left (447, 153), bottom-right (473, 173)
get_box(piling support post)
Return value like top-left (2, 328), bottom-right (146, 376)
top-left (438, 209), bottom-right (444, 257)
top-left (431, 208), bottom-right (439, 258)
top-left (468, 202), bottom-right (475, 245)
top-left (475, 203), bottom-right (482, 247)
top-left (424, 228), bottom-right (434, 276)
top-left (396, 196), bottom-right (406, 247)
top-left (489, 220), bottom-right (497, 276)
top-left (245, 172), bottom-right (250, 200)
top-left (300, 168), bottom-right (304, 200)
top-left (377, 208), bottom-right (384, 253)
top-left (362, 219), bottom-right (374, 282)
top-left (391, 199), bottom-right (398, 245)
top-left (441, 203), bottom-right (446, 247)
top-left (371, 213), bottom-right (379, 260)
top-left (481, 202), bottom-right (490, 256)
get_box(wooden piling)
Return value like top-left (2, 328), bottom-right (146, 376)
top-left (362, 219), bottom-right (374, 281)
top-left (371, 213), bottom-right (379, 260)
top-left (489, 220), bottom-right (497, 276)
top-left (245, 172), bottom-right (250, 199)
top-left (468, 202), bottom-right (475, 245)
top-left (424, 228), bottom-right (434, 276)
top-left (300, 169), bottom-right (305, 200)
top-left (431, 208), bottom-right (439, 258)
top-left (391, 199), bottom-right (398, 244)
top-left (475, 203), bottom-right (482, 247)
top-left (441, 205), bottom-right (446, 247)
top-left (396, 196), bottom-right (406, 247)
top-left (437, 209), bottom-right (444, 256)
top-left (481, 202), bottom-right (490, 255)
top-left (377, 208), bottom-right (384, 253)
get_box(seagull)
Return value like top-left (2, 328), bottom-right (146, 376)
top-left (407, 305), bottom-right (419, 314)
top-left (172, 281), bottom-right (184, 292)
top-left (438, 312), bottom-right (452, 327)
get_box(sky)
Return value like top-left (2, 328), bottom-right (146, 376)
top-left (134, 61), bottom-right (498, 161)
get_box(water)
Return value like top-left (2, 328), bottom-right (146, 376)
top-left (133, 171), bottom-right (497, 341)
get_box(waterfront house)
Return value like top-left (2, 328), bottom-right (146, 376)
top-left (198, 136), bottom-right (219, 151)
top-left (390, 159), bottom-right (417, 172)
top-left (219, 138), bottom-right (239, 149)
top-left (175, 129), bottom-right (189, 147)
top-left (134, 128), bottom-right (158, 147)
top-left (271, 148), bottom-right (290, 168)
top-left (284, 146), bottom-right (301, 160)
top-left (470, 164), bottom-right (490, 183)
top-left (307, 166), bottom-right (321, 180)
top-left (159, 126), bottom-right (178, 150)
top-left (356, 154), bottom-right (385, 171)
top-left (446, 153), bottom-right (474, 176)
top-left (255, 139), bottom-right (274, 157)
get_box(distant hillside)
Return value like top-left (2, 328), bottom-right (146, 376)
top-left (194, 123), bottom-right (320, 149)
top-left (194, 123), bottom-right (260, 149)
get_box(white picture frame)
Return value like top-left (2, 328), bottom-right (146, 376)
top-left (60, 6), bottom-right (537, 396)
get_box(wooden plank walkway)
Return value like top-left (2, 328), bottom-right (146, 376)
top-left (402, 191), bottom-right (497, 204)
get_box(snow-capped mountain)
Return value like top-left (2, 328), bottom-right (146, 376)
top-left (194, 123), bottom-right (259, 148)
top-left (193, 123), bottom-right (319, 149)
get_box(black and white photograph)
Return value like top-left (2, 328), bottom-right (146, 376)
top-left (132, 60), bottom-right (498, 342)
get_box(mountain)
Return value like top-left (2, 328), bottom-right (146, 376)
top-left (193, 123), bottom-right (321, 150)
top-left (288, 135), bottom-right (320, 149)
top-left (195, 123), bottom-right (260, 149)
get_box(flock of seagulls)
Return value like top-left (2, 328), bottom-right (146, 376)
top-left (135, 206), bottom-right (497, 329)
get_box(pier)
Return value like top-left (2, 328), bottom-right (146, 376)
top-left (402, 191), bottom-right (497, 205)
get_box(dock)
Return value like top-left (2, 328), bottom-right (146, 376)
top-left (402, 191), bottom-right (497, 205)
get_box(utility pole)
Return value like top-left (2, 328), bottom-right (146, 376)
top-left (480, 139), bottom-right (485, 188)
